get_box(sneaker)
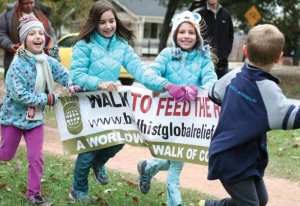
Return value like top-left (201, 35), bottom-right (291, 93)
top-left (92, 164), bottom-right (109, 185)
top-left (69, 190), bottom-right (90, 202)
top-left (27, 194), bottom-right (53, 206)
top-left (198, 200), bottom-right (206, 206)
top-left (137, 158), bottom-right (152, 194)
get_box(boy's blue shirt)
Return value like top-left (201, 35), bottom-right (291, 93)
top-left (70, 31), bottom-right (147, 91)
top-left (0, 54), bottom-right (70, 130)
top-left (208, 62), bottom-right (300, 183)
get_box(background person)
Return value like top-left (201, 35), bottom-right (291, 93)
top-left (0, 0), bottom-right (60, 80)
top-left (192, 0), bottom-right (234, 79)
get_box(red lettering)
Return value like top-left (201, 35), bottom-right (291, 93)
top-left (214, 103), bottom-right (220, 118)
top-left (199, 97), bottom-right (206, 117)
top-left (194, 97), bottom-right (200, 116)
top-left (165, 98), bottom-right (174, 116)
top-left (173, 100), bottom-right (181, 116)
top-left (205, 97), bottom-right (211, 118)
top-left (156, 98), bottom-right (167, 116)
top-left (182, 101), bottom-right (191, 116)
top-left (131, 93), bottom-right (141, 111)
top-left (140, 95), bottom-right (152, 113)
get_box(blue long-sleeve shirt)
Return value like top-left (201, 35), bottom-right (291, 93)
top-left (208, 62), bottom-right (300, 183)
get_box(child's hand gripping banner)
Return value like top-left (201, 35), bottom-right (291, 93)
top-left (54, 86), bottom-right (220, 165)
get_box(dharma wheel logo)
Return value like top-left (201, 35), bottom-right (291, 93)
top-left (60, 96), bottom-right (83, 135)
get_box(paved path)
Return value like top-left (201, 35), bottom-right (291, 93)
top-left (18, 126), bottom-right (300, 206)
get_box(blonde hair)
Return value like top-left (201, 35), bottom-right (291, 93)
top-left (247, 24), bottom-right (285, 66)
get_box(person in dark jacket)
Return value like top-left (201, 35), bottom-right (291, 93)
top-left (192, 0), bottom-right (234, 79)
top-left (0, 0), bottom-right (60, 80)
top-left (198, 24), bottom-right (299, 206)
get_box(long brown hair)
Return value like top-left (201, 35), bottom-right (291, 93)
top-left (76, 0), bottom-right (135, 46)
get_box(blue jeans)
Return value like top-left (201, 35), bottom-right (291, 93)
top-left (146, 158), bottom-right (184, 206)
top-left (72, 144), bottom-right (124, 192)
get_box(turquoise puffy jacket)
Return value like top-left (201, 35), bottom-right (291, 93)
top-left (70, 30), bottom-right (147, 91)
top-left (142, 47), bottom-right (217, 92)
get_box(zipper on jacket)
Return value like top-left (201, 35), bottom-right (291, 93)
top-left (182, 54), bottom-right (189, 68)
top-left (181, 54), bottom-right (189, 81)
top-left (107, 37), bottom-right (113, 52)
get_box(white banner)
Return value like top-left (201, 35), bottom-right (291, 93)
top-left (54, 86), bottom-right (220, 165)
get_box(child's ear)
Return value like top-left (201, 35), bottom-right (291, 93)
top-left (274, 52), bottom-right (283, 64)
top-left (243, 45), bottom-right (248, 58)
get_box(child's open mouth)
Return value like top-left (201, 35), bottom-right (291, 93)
top-left (33, 42), bottom-right (42, 46)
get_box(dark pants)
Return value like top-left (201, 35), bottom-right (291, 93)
top-left (216, 64), bottom-right (229, 80)
top-left (72, 144), bottom-right (124, 192)
top-left (205, 177), bottom-right (268, 206)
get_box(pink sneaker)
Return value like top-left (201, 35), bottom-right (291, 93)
top-left (27, 194), bottom-right (53, 206)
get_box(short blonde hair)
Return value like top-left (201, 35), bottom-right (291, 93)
top-left (247, 24), bottom-right (285, 66)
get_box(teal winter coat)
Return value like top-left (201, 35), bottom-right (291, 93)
top-left (70, 31), bottom-right (147, 90)
top-left (142, 47), bottom-right (217, 92)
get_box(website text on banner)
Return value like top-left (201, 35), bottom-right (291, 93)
top-left (54, 87), bottom-right (220, 165)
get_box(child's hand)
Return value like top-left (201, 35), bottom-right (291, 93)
top-left (185, 85), bottom-right (199, 101)
top-left (152, 91), bottom-right (161, 98)
top-left (69, 84), bottom-right (83, 96)
top-left (98, 81), bottom-right (118, 92)
top-left (47, 94), bottom-right (59, 106)
top-left (166, 83), bottom-right (187, 102)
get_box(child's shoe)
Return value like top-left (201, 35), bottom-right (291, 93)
top-left (198, 200), bottom-right (206, 206)
top-left (137, 158), bottom-right (153, 194)
top-left (69, 190), bottom-right (90, 202)
top-left (27, 194), bottom-right (53, 206)
top-left (92, 164), bottom-right (109, 185)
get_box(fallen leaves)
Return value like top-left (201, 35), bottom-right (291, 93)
top-left (94, 195), bottom-right (108, 205)
top-left (0, 183), bottom-right (7, 190)
top-left (132, 196), bottom-right (139, 203)
top-left (125, 180), bottom-right (138, 188)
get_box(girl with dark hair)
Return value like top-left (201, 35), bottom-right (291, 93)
top-left (69, 0), bottom-right (148, 202)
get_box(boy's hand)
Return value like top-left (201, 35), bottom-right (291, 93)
top-left (166, 83), bottom-right (187, 102)
top-left (185, 85), bottom-right (199, 101)
top-left (98, 81), bottom-right (118, 92)
top-left (69, 84), bottom-right (83, 96)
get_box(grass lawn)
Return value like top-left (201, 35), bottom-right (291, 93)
top-left (266, 130), bottom-right (300, 181)
top-left (0, 147), bottom-right (216, 206)
top-left (44, 109), bottom-right (300, 182)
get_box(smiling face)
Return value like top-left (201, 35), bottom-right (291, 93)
top-left (175, 22), bottom-right (197, 52)
top-left (96, 10), bottom-right (116, 38)
top-left (25, 28), bottom-right (45, 54)
top-left (19, 0), bottom-right (35, 14)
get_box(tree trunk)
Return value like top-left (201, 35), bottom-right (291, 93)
top-left (158, 0), bottom-right (182, 53)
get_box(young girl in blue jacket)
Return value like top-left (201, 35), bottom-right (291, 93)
top-left (137, 11), bottom-right (218, 206)
top-left (0, 16), bottom-right (79, 206)
top-left (69, 0), bottom-right (148, 202)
